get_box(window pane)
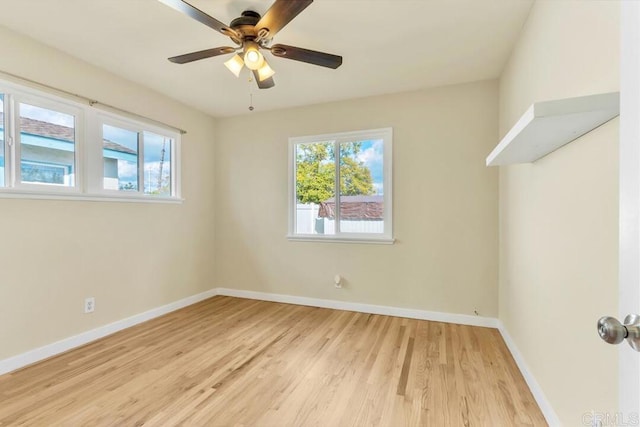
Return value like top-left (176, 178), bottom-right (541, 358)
top-left (339, 140), bottom-right (384, 234)
top-left (103, 124), bottom-right (138, 191)
top-left (295, 141), bottom-right (336, 235)
top-left (19, 103), bottom-right (75, 186)
top-left (143, 131), bottom-right (172, 196)
top-left (0, 94), bottom-right (4, 187)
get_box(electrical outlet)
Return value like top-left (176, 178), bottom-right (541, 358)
top-left (334, 274), bottom-right (342, 289)
top-left (84, 297), bottom-right (95, 313)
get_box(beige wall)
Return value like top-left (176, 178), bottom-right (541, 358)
top-left (214, 80), bottom-right (499, 317)
top-left (0, 26), bottom-right (217, 360)
top-left (498, 1), bottom-right (619, 424)
top-left (2, 4), bottom-right (621, 422)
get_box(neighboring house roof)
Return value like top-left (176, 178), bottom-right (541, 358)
top-left (320, 195), bottom-right (384, 220)
top-left (0, 113), bottom-right (136, 154)
top-left (102, 139), bottom-right (136, 154)
top-left (21, 116), bottom-right (74, 142)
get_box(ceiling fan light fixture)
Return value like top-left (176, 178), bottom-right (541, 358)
top-left (224, 54), bottom-right (244, 77)
top-left (257, 60), bottom-right (276, 81)
top-left (243, 41), bottom-right (264, 70)
top-left (161, 0), bottom-right (343, 90)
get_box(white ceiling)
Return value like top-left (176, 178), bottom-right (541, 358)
top-left (0, 0), bottom-right (533, 117)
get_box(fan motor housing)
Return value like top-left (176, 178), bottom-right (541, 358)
top-left (230, 10), bottom-right (261, 38)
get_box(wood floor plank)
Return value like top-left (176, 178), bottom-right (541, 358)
top-left (0, 296), bottom-right (547, 426)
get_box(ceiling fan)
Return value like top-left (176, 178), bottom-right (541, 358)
top-left (158, 0), bottom-right (343, 89)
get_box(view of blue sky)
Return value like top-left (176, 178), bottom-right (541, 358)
top-left (356, 139), bottom-right (384, 194)
top-left (103, 124), bottom-right (137, 151)
top-left (20, 103), bottom-right (74, 128)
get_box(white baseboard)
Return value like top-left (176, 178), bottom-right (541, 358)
top-left (497, 321), bottom-right (561, 426)
top-left (215, 287), bottom-right (499, 328)
top-left (0, 285), bottom-right (558, 427)
top-left (0, 288), bottom-right (218, 376)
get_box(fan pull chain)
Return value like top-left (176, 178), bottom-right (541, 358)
top-left (248, 74), bottom-right (255, 111)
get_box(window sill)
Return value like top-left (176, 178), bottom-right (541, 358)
top-left (0, 189), bottom-right (184, 204)
top-left (286, 235), bottom-right (395, 245)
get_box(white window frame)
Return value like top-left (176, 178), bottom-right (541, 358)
top-left (93, 113), bottom-right (180, 200)
top-left (10, 90), bottom-right (83, 194)
top-left (0, 79), bottom-right (182, 203)
top-left (288, 127), bottom-right (394, 244)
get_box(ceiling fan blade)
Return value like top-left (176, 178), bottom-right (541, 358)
top-left (168, 47), bottom-right (236, 64)
top-left (270, 44), bottom-right (342, 69)
top-left (255, 0), bottom-right (313, 39)
top-left (253, 71), bottom-right (275, 89)
top-left (158, 0), bottom-right (238, 38)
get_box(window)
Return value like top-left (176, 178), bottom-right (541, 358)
top-left (289, 128), bottom-right (393, 243)
top-left (101, 124), bottom-right (175, 196)
top-left (102, 124), bottom-right (139, 192)
top-left (17, 101), bottom-right (78, 188)
top-left (0, 94), bottom-right (5, 187)
top-left (142, 131), bottom-right (172, 197)
top-left (0, 79), bottom-right (181, 202)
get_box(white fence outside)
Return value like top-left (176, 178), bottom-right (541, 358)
top-left (296, 203), bottom-right (383, 234)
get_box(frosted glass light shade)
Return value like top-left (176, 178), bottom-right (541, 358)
top-left (257, 60), bottom-right (275, 81)
top-left (224, 54), bottom-right (244, 77)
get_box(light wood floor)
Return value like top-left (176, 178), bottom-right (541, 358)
top-left (0, 296), bottom-right (546, 426)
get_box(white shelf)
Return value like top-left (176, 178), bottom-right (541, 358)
top-left (486, 92), bottom-right (620, 166)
